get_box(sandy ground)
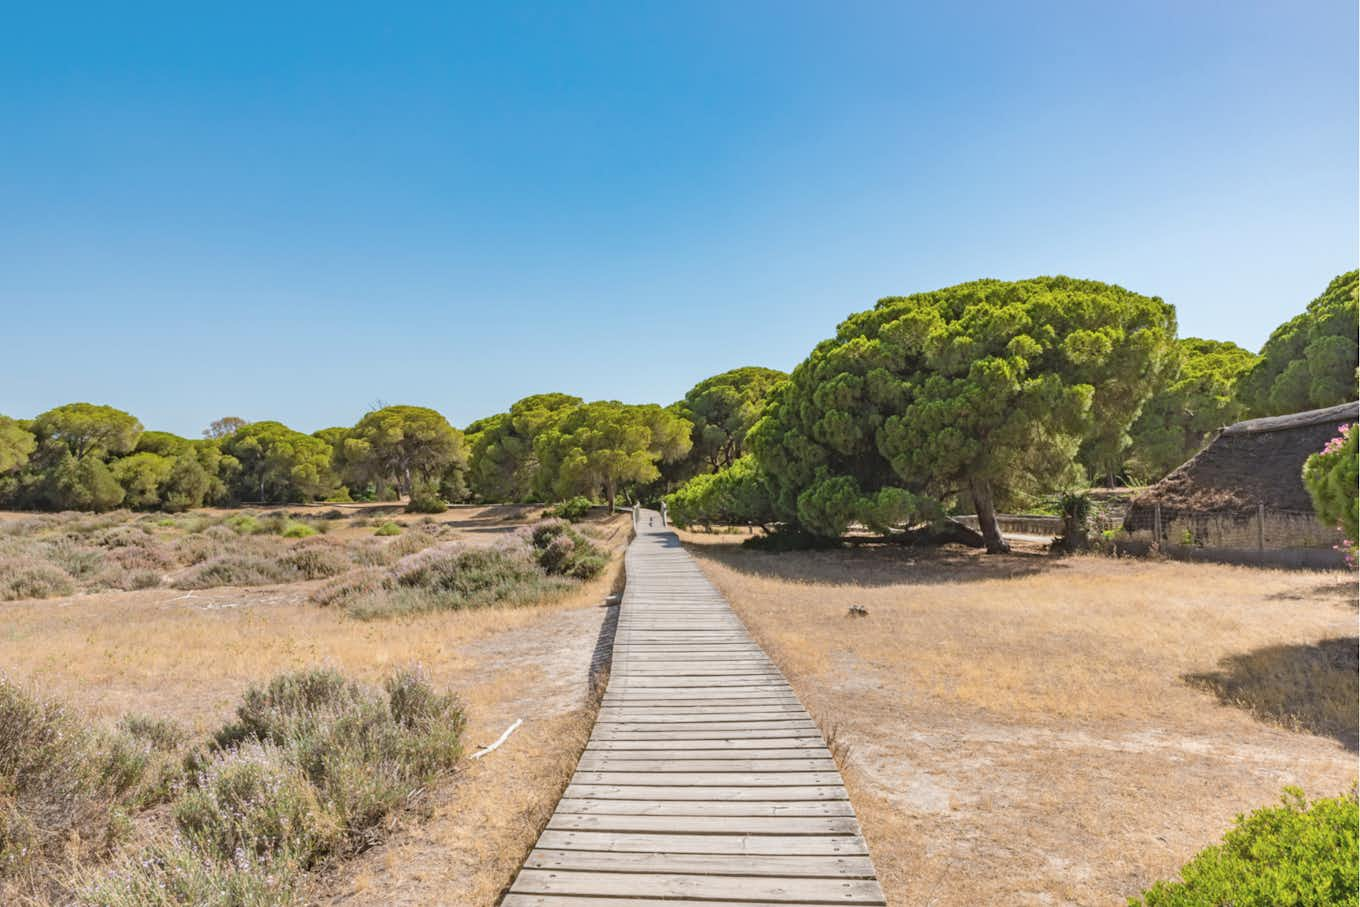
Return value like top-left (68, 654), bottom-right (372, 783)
top-left (678, 530), bottom-right (1358, 907)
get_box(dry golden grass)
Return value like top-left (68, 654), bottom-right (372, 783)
top-left (0, 508), bottom-right (630, 906)
top-left (678, 530), bottom-right (1358, 906)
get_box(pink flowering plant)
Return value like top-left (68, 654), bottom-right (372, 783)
top-left (1302, 423), bottom-right (1358, 568)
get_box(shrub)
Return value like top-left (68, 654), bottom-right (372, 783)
top-left (0, 680), bottom-right (165, 888)
top-left (526, 519), bottom-right (608, 579)
top-left (224, 514), bottom-right (261, 535)
top-left (85, 668), bottom-right (464, 904)
top-left (1130, 788), bottom-right (1358, 906)
top-left (274, 545), bottom-right (351, 580)
top-left (280, 521), bottom-right (317, 539)
top-left (42, 536), bottom-right (106, 578)
top-left (374, 521), bottom-right (402, 536)
top-left (545, 496), bottom-right (593, 522)
top-left (1303, 422), bottom-right (1358, 564)
top-left (310, 569), bottom-right (392, 608)
top-left (0, 556), bottom-right (75, 600)
top-left (173, 554), bottom-right (288, 589)
top-left (405, 489), bottom-right (447, 514)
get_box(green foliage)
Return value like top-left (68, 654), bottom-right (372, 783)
top-left (405, 479), bottom-right (448, 513)
top-left (1127, 338), bottom-right (1260, 480)
top-left (203, 416), bottom-right (250, 440)
top-left (1238, 271), bottom-right (1359, 417)
top-left (1129, 788), bottom-right (1358, 907)
top-left (535, 400), bottom-right (692, 510)
top-left (32, 402), bottom-right (143, 459)
top-left (221, 421), bottom-right (339, 504)
top-left (110, 451), bottom-right (176, 509)
top-left (374, 521), bottom-right (402, 536)
top-left (750, 276), bottom-right (1176, 549)
top-left (343, 405), bottom-right (466, 501)
top-left (466, 393), bottom-right (583, 502)
top-left (1302, 423), bottom-right (1358, 547)
top-left (665, 455), bottom-right (776, 528)
top-left (46, 452), bottom-right (127, 512)
top-left (0, 415), bottom-right (36, 474)
top-left (675, 366), bottom-right (787, 475)
top-left (544, 495), bottom-right (593, 521)
top-left (528, 518), bottom-right (608, 579)
top-left (279, 520), bottom-right (318, 538)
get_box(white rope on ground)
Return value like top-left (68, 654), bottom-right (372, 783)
top-left (470, 718), bottom-right (523, 759)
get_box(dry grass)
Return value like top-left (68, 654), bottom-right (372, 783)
top-left (678, 529), bottom-right (1358, 906)
top-left (0, 507), bottom-right (630, 905)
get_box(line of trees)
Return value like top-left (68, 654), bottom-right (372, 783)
top-left (1, 271), bottom-right (1354, 535)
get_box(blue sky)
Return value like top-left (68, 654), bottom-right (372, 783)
top-left (2, 1), bottom-right (1356, 437)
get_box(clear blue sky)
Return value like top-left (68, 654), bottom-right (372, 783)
top-left (2, 2), bottom-right (1356, 437)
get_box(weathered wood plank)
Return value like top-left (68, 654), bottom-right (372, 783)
top-left (509, 868), bottom-right (886, 903)
top-left (524, 848), bottom-right (876, 877)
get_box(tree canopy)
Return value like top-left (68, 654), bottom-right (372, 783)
top-left (534, 401), bottom-right (692, 510)
top-left (675, 367), bottom-right (787, 475)
top-left (1237, 270), bottom-right (1359, 417)
top-left (1126, 338), bottom-right (1259, 480)
top-left (342, 405), bottom-right (466, 499)
top-left (749, 276), bottom-right (1177, 551)
top-left (32, 403), bottom-right (143, 459)
top-left (0, 416), bottom-right (36, 474)
top-left (220, 421), bottom-right (339, 503)
top-left (466, 393), bottom-right (582, 502)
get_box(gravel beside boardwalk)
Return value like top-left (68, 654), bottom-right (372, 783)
top-left (503, 512), bottom-right (887, 906)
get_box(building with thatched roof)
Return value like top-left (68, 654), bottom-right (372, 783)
top-left (1122, 401), bottom-right (1357, 566)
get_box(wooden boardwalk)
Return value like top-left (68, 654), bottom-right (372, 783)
top-left (503, 512), bottom-right (886, 907)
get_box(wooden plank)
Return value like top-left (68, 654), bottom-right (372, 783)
top-left (534, 830), bottom-right (868, 856)
top-left (547, 814), bottom-right (861, 834)
top-left (524, 848), bottom-right (876, 877)
top-left (509, 868), bottom-right (886, 903)
top-left (564, 784), bottom-right (849, 802)
top-left (553, 799), bottom-right (856, 817)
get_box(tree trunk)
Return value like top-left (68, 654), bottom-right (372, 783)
top-left (969, 476), bottom-right (1010, 554)
top-left (606, 478), bottom-right (616, 513)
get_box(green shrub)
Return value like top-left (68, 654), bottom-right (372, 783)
top-left (1303, 423), bottom-right (1358, 562)
top-left (224, 514), bottom-right (261, 535)
top-left (0, 556), bottom-right (75, 600)
top-left (405, 490), bottom-right (447, 514)
top-left (1130, 788), bottom-right (1359, 906)
top-left (280, 521), bottom-right (317, 538)
top-left (545, 496), bottom-right (593, 521)
top-left (374, 521), bottom-right (402, 536)
top-left (43, 536), bottom-right (106, 578)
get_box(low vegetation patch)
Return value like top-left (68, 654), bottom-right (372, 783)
top-left (0, 555), bottom-right (75, 600)
top-left (1130, 788), bottom-right (1358, 906)
top-left (0, 680), bottom-right (181, 899)
top-left (70, 668), bottom-right (464, 906)
top-left (312, 519), bottom-right (607, 619)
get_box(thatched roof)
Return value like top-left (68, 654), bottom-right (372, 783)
top-left (1127, 401), bottom-right (1358, 521)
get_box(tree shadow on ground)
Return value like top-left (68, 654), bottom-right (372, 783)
top-left (681, 535), bottom-right (1059, 587)
top-left (1185, 637), bottom-right (1359, 751)
top-left (1265, 581), bottom-right (1357, 607)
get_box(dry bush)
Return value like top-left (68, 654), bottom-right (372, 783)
top-left (173, 554), bottom-right (290, 589)
top-left (0, 679), bottom-right (178, 900)
top-left (0, 556), bottom-right (75, 601)
top-left (275, 544), bottom-right (353, 580)
top-left (80, 668), bottom-right (466, 905)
